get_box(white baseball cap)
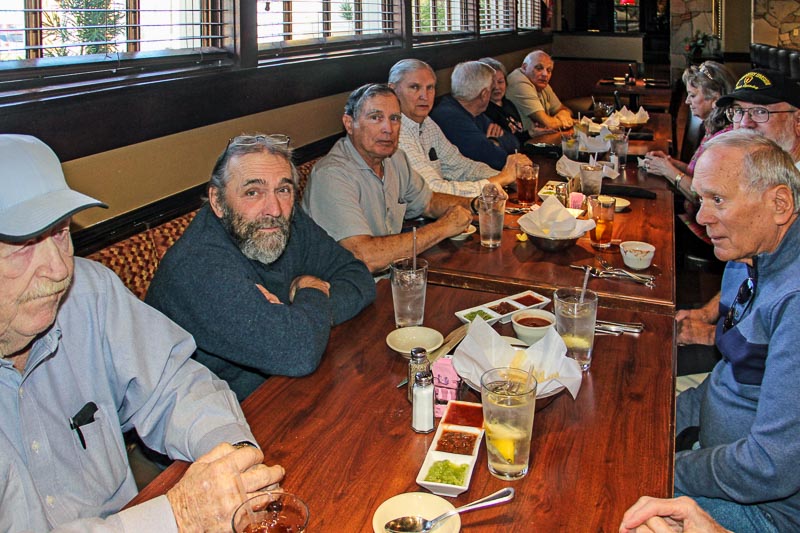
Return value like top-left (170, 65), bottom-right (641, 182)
top-left (0, 134), bottom-right (107, 242)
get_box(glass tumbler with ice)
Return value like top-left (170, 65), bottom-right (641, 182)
top-left (390, 257), bottom-right (428, 328)
top-left (477, 194), bottom-right (506, 249)
top-left (481, 367), bottom-right (537, 480)
top-left (554, 288), bottom-right (598, 371)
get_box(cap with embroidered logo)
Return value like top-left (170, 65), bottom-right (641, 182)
top-left (716, 68), bottom-right (800, 108)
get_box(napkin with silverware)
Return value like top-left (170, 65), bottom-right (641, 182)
top-left (518, 196), bottom-right (595, 238)
top-left (452, 317), bottom-right (582, 398)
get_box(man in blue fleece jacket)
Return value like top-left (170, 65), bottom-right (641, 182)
top-left (147, 134), bottom-right (375, 401)
top-left (674, 130), bottom-right (800, 532)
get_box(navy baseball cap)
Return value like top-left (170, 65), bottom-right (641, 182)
top-left (716, 69), bottom-right (800, 108)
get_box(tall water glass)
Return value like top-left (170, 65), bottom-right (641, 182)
top-left (232, 492), bottom-right (309, 533)
top-left (561, 133), bottom-right (579, 160)
top-left (477, 196), bottom-right (506, 248)
top-left (390, 258), bottom-right (428, 328)
top-left (481, 367), bottom-right (537, 480)
top-left (580, 164), bottom-right (604, 197)
top-left (587, 194), bottom-right (616, 248)
top-left (554, 288), bottom-right (598, 371)
top-left (610, 135), bottom-right (629, 171)
top-left (516, 163), bottom-right (539, 206)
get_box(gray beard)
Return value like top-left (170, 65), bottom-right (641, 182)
top-left (219, 202), bottom-right (291, 265)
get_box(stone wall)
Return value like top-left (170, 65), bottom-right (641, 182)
top-left (669, 0), bottom-right (717, 74)
top-left (753, 0), bottom-right (800, 47)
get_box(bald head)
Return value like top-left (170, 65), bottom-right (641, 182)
top-left (521, 50), bottom-right (554, 91)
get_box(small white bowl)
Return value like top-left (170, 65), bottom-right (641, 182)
top-left (449, 224), bottom-right (476, 241)
top-left (386, 326), bottom-right (443, 358)
top-left (511, 309), bottom-right (556, 345)
top-left (613, 197), bottom-right (631, 212)
top-left (372, 492), bottom-right (460, 533)
top-left (620, 241), bottom-right (656, 270)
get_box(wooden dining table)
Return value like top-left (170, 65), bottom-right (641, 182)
top-left (593, 79), bottom-right (673, 111)
top-left (422, 169), bottom-right (676, 315)
top-left (128, 281), bottom-right (675, 531)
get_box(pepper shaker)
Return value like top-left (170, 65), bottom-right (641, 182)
top-left (408, 347), bottom-right (430, 402)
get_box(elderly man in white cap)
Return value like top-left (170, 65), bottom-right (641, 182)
top-left (0, 134), bottom-right (283, 532)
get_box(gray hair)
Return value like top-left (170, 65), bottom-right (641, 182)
top-left (344, 83), bottom-right (397, 120)
top-left (682, 61), bottom-right (737, 134)
top-left (704, 129), bottom-right (800, 211)
top-left (451, 61), bottom-right (495, 101)
top-left (479, 57), bottom-right (507, 77)
top-left (522, 50), bottom-right (550, 69)
top-left (388, 58), bottom-right (436, 85)
top-left (210, 134), bottom-right (298, 194)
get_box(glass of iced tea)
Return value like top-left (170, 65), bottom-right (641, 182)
top-left (515, 162), bottom-right (538, 206)
top-left (232, 492), bottom-right (309, 533)
top-left (587, 195), bottom-right (616, 248)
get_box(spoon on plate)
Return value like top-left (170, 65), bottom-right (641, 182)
top-left (384, 488), bottom-right (514, 533)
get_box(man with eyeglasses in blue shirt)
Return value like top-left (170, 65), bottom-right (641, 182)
top-left (671, 130), bottom-right (800, 532)
top-left (675, 69), bottom-right (800, 349)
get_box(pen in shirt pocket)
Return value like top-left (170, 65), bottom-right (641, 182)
top-left (69, 401), bottom-right (98, 450)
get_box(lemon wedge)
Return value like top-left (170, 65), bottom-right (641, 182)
top-left (491, 438), bottom-right (516, 464)
top-left (561, 334), bottom-right (591, 349)
top-left (516, 232), bottom-right (528, 242)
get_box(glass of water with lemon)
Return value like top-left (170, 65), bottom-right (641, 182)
top-left (554, 288), bottom-right (598, 371)
top-left (480, 367), bottom-right (537, 480)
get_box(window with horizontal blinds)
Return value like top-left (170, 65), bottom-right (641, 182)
top-left (256, 0), bottom-right (401, 54)
top-left (479, 0), bottom-right (513, 34)
top-left (516, 0), bottom-right (540, 30)
top-left (0, 1), bottom-right (228, 67)
top-left (412, 0), bottom-right (473, 36)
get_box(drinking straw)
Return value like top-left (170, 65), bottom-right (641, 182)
top-left (580, 266), bottom-right (591, 303)
top-left (412, 227), bottom-right (417, 270)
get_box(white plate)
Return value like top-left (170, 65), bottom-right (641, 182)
top-left (614, 197), bottom-right (631, 212)
top-left (372, 492), bottom-right (460, 533)
top-left (386, 327), bottom-right (444, 358)
top-left (449, 224), bottom-right (476, 241)
top-left (455, 290), bottom-right (550, 326)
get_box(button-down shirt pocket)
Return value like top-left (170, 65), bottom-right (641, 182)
top-left (71, 406), bottom-right (127, 503)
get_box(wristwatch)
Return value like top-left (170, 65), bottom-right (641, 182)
top-left (470, 195), bottom-right (480, 215)
top-left (232, 440), bottom-right (257, 449)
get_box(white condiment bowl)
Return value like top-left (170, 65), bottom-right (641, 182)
top-left (620, 241), bottom-right (656, 270)
top-left (511, 309), bottom-right (556, 345)
top-left (386, 326), bottom-right (444, 358)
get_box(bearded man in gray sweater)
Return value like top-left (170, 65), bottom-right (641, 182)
top-left (147, 134), bottom-right (375, 401)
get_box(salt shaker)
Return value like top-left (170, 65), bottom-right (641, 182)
top-left (408, 347), bottom-right (430, 402)
top-left (412, 371), bottom-right (435, 433)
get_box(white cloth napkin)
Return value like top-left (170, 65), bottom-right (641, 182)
top-left (452, 317), bottom-right (582, 398)
top-left (518, 196), bottom-right (595, 238)
top-left (577, 131), bottom-right (610, 153)
top-left (557, 155), bottom-right (619, 181)
top-left (578, 116), bottom-right (602, 134)
top-left (556, 156), bottom-right (581, 179)
top-left (614, 106), bottom-right (650, 124)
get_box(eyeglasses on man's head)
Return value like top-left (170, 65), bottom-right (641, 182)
top-left (227, 134), bottom-right (291, 150)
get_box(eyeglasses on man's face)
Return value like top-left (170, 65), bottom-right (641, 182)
top-left (725, 106), bottom-right (796, 124)
top-left (227, 134), bottom-right (291, 149)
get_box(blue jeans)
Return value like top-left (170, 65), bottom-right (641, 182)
top-left (675, 491), bottom-right (779, 533)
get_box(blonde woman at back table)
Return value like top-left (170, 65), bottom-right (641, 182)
top-left (644, 61), bottom-right (736, 244)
